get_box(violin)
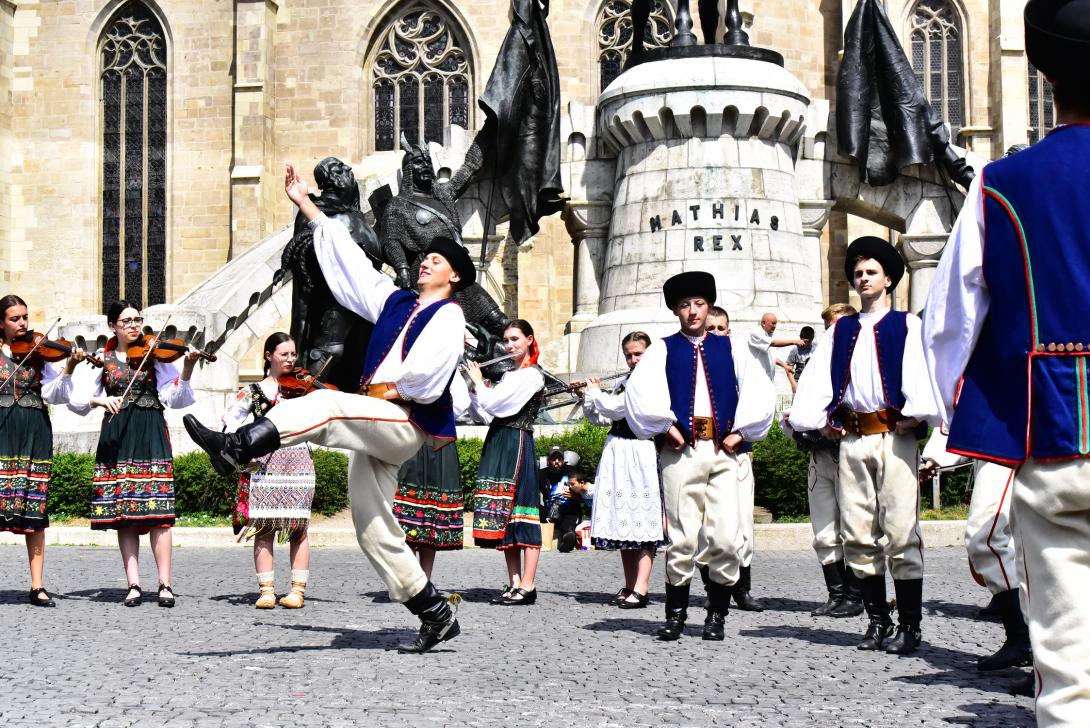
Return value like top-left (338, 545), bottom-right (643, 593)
top-left (10, 332), bottom-right (104, 368)
top-left (277, 367), bottom-right (340, 399)
top-left (126, 333), bottom-right (217, 366)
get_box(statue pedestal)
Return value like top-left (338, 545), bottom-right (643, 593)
top-left (575, 55), bottom-right (816, 373)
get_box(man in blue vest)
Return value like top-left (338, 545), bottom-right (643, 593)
top-left (624, 271), bottom-right (775, 641)
top-left (184, 164), bottom-right (473, 654)
top-left (790, 237), bottom-right (939, 655)
top-left (924, 2), bottom-right (1090, 721)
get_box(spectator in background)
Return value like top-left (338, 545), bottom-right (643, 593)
top-left (705, 306), bottom-right (730, 335)
top-left (540, 458), bottom-right (590, 553)
top-left (749, 312), bottom-right (807, 382)
top-left (784, 326), bottom-right (816, 393)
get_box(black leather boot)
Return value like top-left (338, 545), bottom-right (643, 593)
top-left (656, 583), bottom-right (689, 641)
top-left (702, 580), bottom-right (729, 641)
top-left (812, 561), bottom-right (847, 616)
top-left (857, 575), bottom-right (894, 650)
top-left (886, 578), bottom-right (923, 655)
top-left (184, 415), bottom-right (281, 477)
top-left (732, 565), bottom-right (765, 612)
top-left (977, 592), bottom-right (1003, 619)
top-left (396, 582), bottom-right (461, 654)
top-left (977, 589), bottom-right (1033, 671)
top-left (1008, 671), bottom-right (1035, 697)
top-left (828, 564), bottom-right (865, 618)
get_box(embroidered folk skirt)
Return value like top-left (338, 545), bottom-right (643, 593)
top-left (393, 443), bottom-right (464, 550)
top-left (472, 425), bottom-right (541, 550)
top-left (0, 405), bottom-right (52, 533)
top-left (590, 435), bottom-right (667, 550)
top-left (233, 444), bottom-right (315, 543)
top-left (91, 406), bottom-right (176, 531)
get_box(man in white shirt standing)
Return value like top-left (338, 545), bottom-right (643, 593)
top-left (791, 237), bottom-right (938, 655)
top-left (625, 272), bottom-right (775, 642)
top-left (748, 312), bottom-right (805, 383)
top-left (184, 164), bottom-right (471, 654)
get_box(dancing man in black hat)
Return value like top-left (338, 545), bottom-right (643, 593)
top-left (923, 2), bottom-right (1090, 720)
top-left (790, 237), bottom-right (939, 655)
top-left (624, 271), bottom-right (774, 642)
top-left (184, 164), bottom-right (477, 654)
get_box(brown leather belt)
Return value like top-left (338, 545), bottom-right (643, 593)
top-left (837, 407), bottom-right (901, 436)
top-left (359, 381), bottom-right (400, 400)
top-left (692, 416), bottom-right (716, 441)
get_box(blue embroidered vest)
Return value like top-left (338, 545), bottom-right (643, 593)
top-left (663, 333), bottom-right (739, 445)
top-left (362, 289), bottom-right (458, 444)
top-left (947, 125), bottom-right (1090, 464)
top-left (824, 312), bottom-right (909, 427)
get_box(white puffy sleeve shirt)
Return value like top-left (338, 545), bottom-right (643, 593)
top-left (922, 175), bottom-right (988, 425)
top-left (308, 213), bottom-right (466, 406)
top-left (40, 361), bottom-right (75, 405)
top-left (582, 377), bottom-right (629, 427)
top-left (67, 357), bottom-right (194, 415)
top-left (789, 311), bottom-right (939, 431)
top-left (624, 336), bottom-right (775, 442)
top-left (470, 367), bottom-right (545, 420)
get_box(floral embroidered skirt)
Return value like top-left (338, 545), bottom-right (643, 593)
top-left (472, 426), bottom-right (541, 550)
top-left (393, 443), bottom-right (464, 551)
top-left (91, 406), bottom-right (176, 531)
top-left (234, 444), bottom-right (315, 543)
top-left (0, 405), bottom-right (52, 533)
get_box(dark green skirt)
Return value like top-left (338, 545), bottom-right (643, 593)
top-left (91, 405), bottom-right (176, 531)
top-left (0, 405), bottom-right (52, 533)
top-left (471, 426), bottom-right (541, 549)
top-left (393, 443), bottom-right (464, 550)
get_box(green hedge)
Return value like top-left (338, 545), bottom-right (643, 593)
top-left (47, 448), bottom-right (350, 519)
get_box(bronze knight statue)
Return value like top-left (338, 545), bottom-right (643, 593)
top-left (374, 134), bottom-right (512, 361)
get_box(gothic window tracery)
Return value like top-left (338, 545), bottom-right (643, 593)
top-left (597, 0), bottom-right (673, 93)
top-left (100, 2), bottom-right (167, 309)
top-left (371, 6), bottom-right (472, 151)
top-left (1028, 61), bottom-right (1055, 144)
top-left (909, 0), bottom-right (964, 132)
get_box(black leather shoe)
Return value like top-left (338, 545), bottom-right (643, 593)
top-left (812, 561), bottom-right (847, 616)
top-left (29, 587), bottom-right (55, 607)
top-left (489, 585), bottom-right (514, 605)
top-left (397, 582), bottom-right (461, 654)
top-left (732, 566), bottom-right (764, 612)
top-left (827, 597), bottom-right (865, 618)
top-left (123, 584), bottom-right (142, 607)
top-left (157, 583), bottom-right (176, 608)
top-left (618, 592), bottom-right (648, 609)
top-left (885, 624), bottom-right (922, 655)
top-left (184, 415), bottom-right (281, 477)
top-left (656, 582), bottom-right (690, 641)
top-left (610, 587), bottom-right (632, 605)
top-left (1008, 672), bottom-right (1035, 698)
top-left (657, 615), bottom-right (686, 640)
top-left (702, 611), bottom-right (725, 641)
top-left (499, 587), bottom-right (537, 606)
top-left (857, 618), bottom-right (896, 650)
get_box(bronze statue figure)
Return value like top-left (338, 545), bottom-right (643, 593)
top-left (274, 157), bottom-right (380, 391)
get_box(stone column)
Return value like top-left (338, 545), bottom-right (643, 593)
top-left (900, 233), bottom-right (947, 314)
top-left (989, 0), bottom-right (1031, 156)
top-left (230, 0), bottom-right (278, 258)
top-left (562, 200), bottom-right (612, 333)
top-left (799, 200), bottom-right (834, 309)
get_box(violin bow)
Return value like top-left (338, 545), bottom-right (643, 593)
top-left (107, 313), bottom-right (174, 421)
top-left (0, 317), bottom-right (62, 394)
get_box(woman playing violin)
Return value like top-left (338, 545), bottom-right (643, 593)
top-left (0, 294), bottom-right (87, 606)
top-left (69, 300), bottom-right (199, 608)
top-left (221, 332), bottom-right (316, 609)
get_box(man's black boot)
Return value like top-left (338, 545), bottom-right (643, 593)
top-left (656, 582), bottom-right (689, 641)
top-left (396, 582), bottom-right (461, 654)
top-left (857, 575), bottom-right (895, 650)
top-left (977, 589), bottom-right (1033, 670)
top-left (886, 578), bottom-right (923, 655)
top-left (828, 563), bottom-right (865, 618)
top-left (977, 592), bottom-right (1003, 619)
top-left (702, 580), bottom-right (729, 641)
top-left (812, 561), bottom-right (847, 616)
top-left (732, 565), bottom-right (765, 612)
top-left (184, 414), bottom-right (280, 477)
top-left (1008, 671), bottom-right (1035, 697)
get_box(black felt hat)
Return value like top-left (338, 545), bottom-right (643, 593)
top-left (1026, 0), bottom-right (1090, 86)
top-left (424, 236), bottom-right (476, 291)
top-left (844, 236), bottom-right (905, 291)
top-left (663, 271), bottom-right (717, 309)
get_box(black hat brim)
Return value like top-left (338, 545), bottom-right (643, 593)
top-left (663, 271), bottom-right (717, 309)
top-left (1026, 0), bottom-right (1090, 86)
top-left (423, 237), bottom-right (476, 291)
top-left (844, 236), bottom-right (905, 291)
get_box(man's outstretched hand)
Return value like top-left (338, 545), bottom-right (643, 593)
top-left (285, 164), bottom-right (321, 221)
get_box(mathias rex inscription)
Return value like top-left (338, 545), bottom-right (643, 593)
top-left (648, 202), bottom-right (780, 252)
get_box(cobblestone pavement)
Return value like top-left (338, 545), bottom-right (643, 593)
top-left (0, 545), bottom-right (1034, 727)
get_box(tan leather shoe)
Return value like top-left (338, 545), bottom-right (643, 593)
top-left (255, 581), bottom-right (277, 609)
top-left (278, 580), bottom-right (306, 609)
